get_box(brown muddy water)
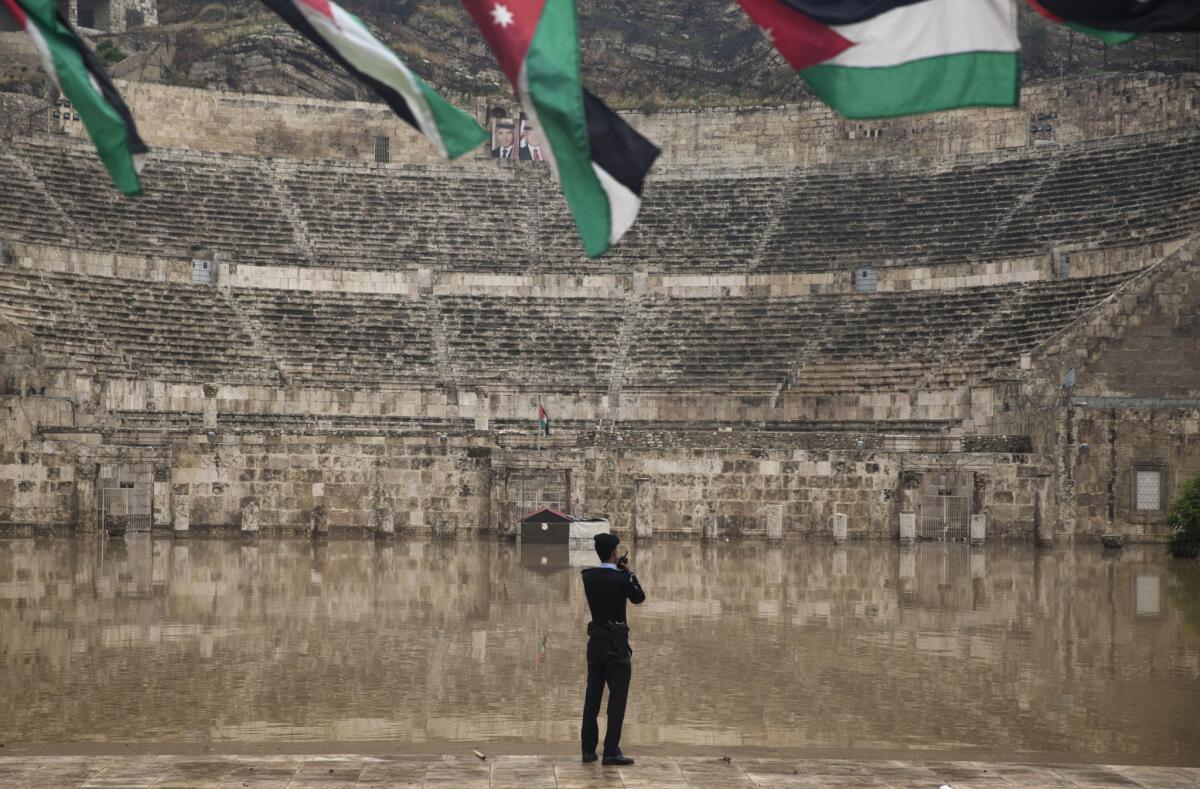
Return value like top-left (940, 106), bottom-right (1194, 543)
top-left (0, 536), bottom-right (1198, 764)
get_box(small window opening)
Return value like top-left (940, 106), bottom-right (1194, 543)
top-left (1134, 468), bottom-right (1163, 512)
top-left (374, 136), bottom-right (390, 163)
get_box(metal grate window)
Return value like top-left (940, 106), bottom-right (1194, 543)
top-left (1053, 252), bottom-right (1070, 280)
top-left (192, 258), bottom-right (212, 284)
top-left (854, 267), bottom-right (878, 293)
top-left (374, 135), bottom-right (390, 163)
top-left (1134, 469), bottom-right (1162, 511)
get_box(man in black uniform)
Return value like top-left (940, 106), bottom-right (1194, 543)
top-left (580, 532), bottom-right (645, 766)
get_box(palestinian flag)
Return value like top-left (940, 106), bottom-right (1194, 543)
top-left (737, 0), bottom-right (1020, 119)
top-left (2, 0), bottom-right (146, 195)
top-left (459, 0), bottom-right (660, 258)
top-left (538, 405), bottom-right (550, 436)
top-left (259, 0), bottom-right (487, 159)
top-left (1028, 0), bottom-right (1136, 45)
top-left (1032, 0), bottom-right (1200, 32)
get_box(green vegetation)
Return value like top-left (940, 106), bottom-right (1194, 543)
top-left (95, 39), bottom-right (128, 67)
top-left (1168, 472), bottom-right (1200, 559)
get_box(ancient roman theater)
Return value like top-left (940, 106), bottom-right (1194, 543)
top-left (1, 72), bottom-right (1197, 543)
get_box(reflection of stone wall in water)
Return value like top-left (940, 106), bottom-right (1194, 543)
top-left (0, 538), bottom-right (1196, 758)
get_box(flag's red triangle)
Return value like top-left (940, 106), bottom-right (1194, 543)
top-left (737, 0), bottom-right (854, 71)
top-left (459, 0), bottom-right (547, 87)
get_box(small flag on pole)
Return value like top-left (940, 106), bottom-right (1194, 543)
top-left (3, 0), bottom-right (147, 195)
top-left (538, 405), bottom-right (550, 436)
top-left (259, 0), bottom-right (487, 159)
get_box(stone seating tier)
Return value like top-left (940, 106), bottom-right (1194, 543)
top-left (0, 262), bottom-right (1133, 395)
top-left (1, 130), bottom-right (1195, 273)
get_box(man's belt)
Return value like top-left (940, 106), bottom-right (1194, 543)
top-left (587, 620), bottom-right (632, 663)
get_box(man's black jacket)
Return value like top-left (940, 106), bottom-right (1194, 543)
top-left (582, 566), bottom-right (646, 627)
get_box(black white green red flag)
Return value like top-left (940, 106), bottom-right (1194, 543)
top-left (538, 405), bottom-right (550, 436)
top-left (259, 0), bottom-right (487, 159)
top-left (1027, 0), bottom-right (1136, 45)
top-left (737, 0), bottom-right (1020, 119)
top-left (1031, 0), bottom-right (1200, 32)
top-left (2, 0), bottom-right (146, 195)
top-left (459, 0), bottom-right (660, 258)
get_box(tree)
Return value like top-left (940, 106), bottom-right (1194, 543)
top-left (1168, 471), bottom-right (1200, 559)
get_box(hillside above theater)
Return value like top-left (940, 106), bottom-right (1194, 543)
top-left (2, 0), bottom-right (1199, 109)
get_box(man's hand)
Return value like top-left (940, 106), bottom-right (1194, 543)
top-left (616, 551), bottom-right (630, 571)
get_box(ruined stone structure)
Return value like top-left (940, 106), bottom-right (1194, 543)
top-left (0, 71), bottom-right (1196, 541)
top-left (53, 0), bottom-right (157, 32)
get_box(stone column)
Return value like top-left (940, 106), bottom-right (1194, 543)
top-left (202, 383), bottom-right (219, 431)
top-left (633, 477), bottom-right (653, 541)
top-left (970, 513), bottom-right (987, 544)
top-left (241, 498), bottom-right (260, 536)
top-left (899, 512), bottom-right (917, 543)
top-left (311, 504), bottom-right (328, 539)
top-left (152, 465), bottom-right (172, 529)
top-left (172, 491), bottom-right (190, 537)
top-left (375, 504), bottom-right (394, 538)
top-left (831, 512), bottom-right (848, 543)
top-left (765, 503), bottom-right (783, 543)
top-left (74, 462), bottom-right (97, 531)
top-left (698, 504), bottom-right (719, 541)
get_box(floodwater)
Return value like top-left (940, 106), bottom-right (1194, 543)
top-left (0, 536), bottom-right (1198, 765)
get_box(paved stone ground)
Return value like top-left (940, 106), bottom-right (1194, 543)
top-left (1, 755), bottom-right (1199, 788)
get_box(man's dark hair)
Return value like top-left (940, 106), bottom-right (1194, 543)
top-left (595, 543), bottom-right (615, 562)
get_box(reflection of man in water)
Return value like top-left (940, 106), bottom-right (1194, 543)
top-left (580, 532), bottom-right (645, 766)
top-left (492, 120), bottom-right (515, 159)
top-left (519, 124), bottom-right (544, 161)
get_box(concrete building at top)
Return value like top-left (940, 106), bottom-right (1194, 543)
top-left (0, 71), bottom-right (1197, 542)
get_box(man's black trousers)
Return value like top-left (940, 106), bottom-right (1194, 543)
top-left (580, 654), bottom-right (632, 757)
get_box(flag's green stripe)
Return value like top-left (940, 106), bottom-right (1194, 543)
top-left (24, 0), bottom-right (141, 194)
top-left (524, 0), bottom-right (611, 258)
top-left (1067, 22), bottom-right (1137, 45)
top-left (802, 51), bottom-right (1020, 120)
top-left (416, 80), bottom-right (488, 160)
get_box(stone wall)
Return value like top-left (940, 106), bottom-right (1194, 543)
top-left (113, 80), bottom-right (464, 165)
top-left (34, 431), bottom-right (1043, 540)
top-left (107, 72), bottom-right (1200, 166)
top-left (1025, 237), bottom-right (1200, 540)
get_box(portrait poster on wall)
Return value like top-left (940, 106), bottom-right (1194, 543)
top-left (490, 110), bottom-right (544, 162)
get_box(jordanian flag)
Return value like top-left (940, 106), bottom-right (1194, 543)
top-left (1028, 0), bottom-right (1136, 45)
top-left (737, 0), bottom-right (1020, 119)
top-left (459, 0), bottom-right (660, 258)
top-left (2, 0), bottom-right (146, 195)
top-left (260, 0), bottom-right (487, 159)
top-left (538, 405), bottom-right (550, 436)
top-left (1033, 0), bottom-right (1200, 32)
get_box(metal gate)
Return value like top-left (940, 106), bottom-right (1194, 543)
top-left (918, 471), bottom-right (973, 540)
top-left (98, 463), bottom-right (154, 533)
top-left (99, 487), bottom-right (152, 533)
top-left (506, 468), bottom-right (570, 525)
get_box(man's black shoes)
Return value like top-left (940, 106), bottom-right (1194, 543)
top-left (601, 754), bottom-right (635, 766)
top-left (581, 753), bottom-right (598, 763)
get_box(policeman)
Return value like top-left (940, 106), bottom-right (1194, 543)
top-left (580, 532), bottom-right (645, 766)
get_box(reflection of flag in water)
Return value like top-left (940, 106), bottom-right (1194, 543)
top-left (3, 0), bottom-right (147, 195)
top-left (1027, 0), bottom-right (1136, 44)
top-left (736, 0), bottom-right (1020, 119)
top-left (459, 0), bottom-right (660, 258)
top-left (258, 0), bottom-right (486, 159)
top-left (535, 633), bottom-right (546, 667)
top-left (538, 405), bottom-right (550, 436)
